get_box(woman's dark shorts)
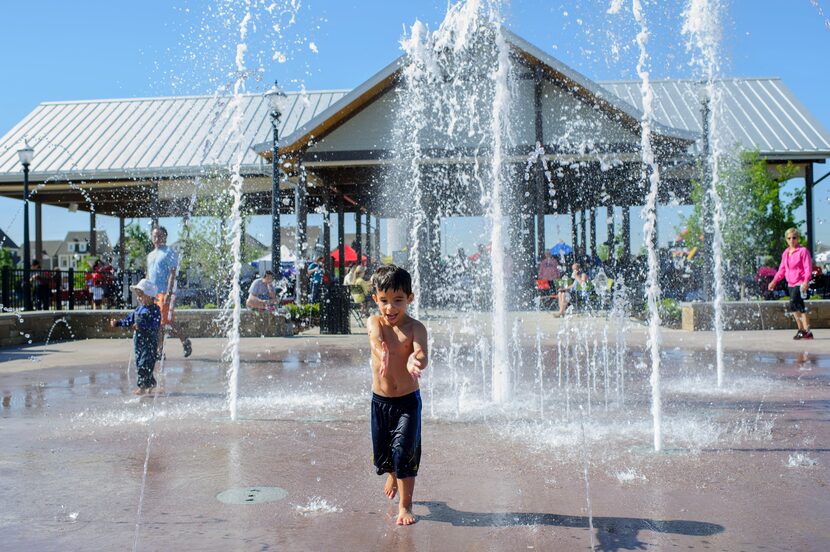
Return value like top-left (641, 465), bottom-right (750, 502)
top-left (788, 286), bottom-right (807, 313)
top-left (371, 390), bottom-right (421, 479)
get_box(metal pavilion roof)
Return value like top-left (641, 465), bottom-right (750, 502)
top-left (600, 77), bottom-right (830, 160)
top-left (1, 77), bottom-right (828, 186)
top-left (0, 90), bottom-right (348, 183)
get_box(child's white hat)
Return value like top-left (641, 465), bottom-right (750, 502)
top-left (130, 278), bottom-right (158, 297)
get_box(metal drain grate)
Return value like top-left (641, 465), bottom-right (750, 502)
top-left (216, 486), bottom-right (288, 504)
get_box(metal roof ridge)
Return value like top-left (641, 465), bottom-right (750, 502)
top-left (599, 76), bottom-right (782, 84)
top-left (38, 89), bottom-right (352, 106)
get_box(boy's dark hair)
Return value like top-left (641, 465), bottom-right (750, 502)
top-left (264, 270), bottom-right (275, 277)
top-left (371, 264), bottom-right (412, 296)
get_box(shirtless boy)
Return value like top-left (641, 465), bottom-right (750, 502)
top-left (367, 265), bottom-right (429, 526)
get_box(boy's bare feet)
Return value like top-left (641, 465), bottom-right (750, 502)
top-left (396, 507), bottom-right (416, 525)
top-left (384, 473), bottom-right (397, 499)
top-left (133, 388), bottom-right (146, 396)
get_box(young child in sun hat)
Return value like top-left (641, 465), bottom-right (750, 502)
top-left (110, 278), bottom-right (162, 395)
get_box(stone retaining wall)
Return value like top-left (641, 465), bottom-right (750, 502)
top-left (681, 300), bottom-right (830, 331)
top-left (0, 309), bottom-right (294, 348)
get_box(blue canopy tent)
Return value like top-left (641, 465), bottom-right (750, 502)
top-left (550, 242), bottom-right (573, 256)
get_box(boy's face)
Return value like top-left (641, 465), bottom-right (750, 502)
top-left (135, 289), bottom-right (154, 305)
top-left (372, 288), bottom-right (414, 326)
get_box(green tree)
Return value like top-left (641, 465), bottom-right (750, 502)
top-left (175, 189), bottom-right (261, 292)
top-left (679, 150), bottom-right (800, 285)
top-left (0, 247), bottom-right (14, 270)
top-left (123, 224), bottom-right (152, 269)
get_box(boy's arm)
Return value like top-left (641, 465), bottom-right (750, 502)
top-left (406, 321), bottom-right (429, 380)
top-left (367, 315), bottom-right (389, 377)
top-left (113, 311), bottom-right (135, 328)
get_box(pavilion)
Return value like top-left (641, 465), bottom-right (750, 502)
top-left (1, 29), bottom-right (828, 303)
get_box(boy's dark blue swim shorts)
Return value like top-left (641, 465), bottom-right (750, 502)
top-left (371, 390), bottom-right (421, 479)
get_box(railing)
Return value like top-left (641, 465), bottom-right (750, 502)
top-left (0, 268), bottom-right (143, 311)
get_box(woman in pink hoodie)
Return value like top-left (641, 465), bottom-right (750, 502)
top-left (768, 227), bottom-right (814, 339)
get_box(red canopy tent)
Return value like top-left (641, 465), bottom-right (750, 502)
top-left (330, 244), bottom-right (367, 265)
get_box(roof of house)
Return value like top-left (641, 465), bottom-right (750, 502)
top-left (53, 231), bottom-right (112, 257)
top-left (0, 229), bottom-right (19, 250)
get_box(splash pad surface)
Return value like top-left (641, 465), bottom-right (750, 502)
top-left (1, 318), bottom-right (828, 551)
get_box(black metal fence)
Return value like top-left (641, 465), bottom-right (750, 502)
top-left (1, 268), bottom-right (143, 311)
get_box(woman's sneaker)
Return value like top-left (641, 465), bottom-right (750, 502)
top-left (793, 330), bottom-right (804, 340)
top-left (801, 331), bottom-right (814, 340)
top-left (182, 338), bottom-right (193, 357)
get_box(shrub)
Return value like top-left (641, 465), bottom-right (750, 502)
top-left (285, 303), bottom-right (320, 321)
top-left (658, 298), bottom-right (682, 326)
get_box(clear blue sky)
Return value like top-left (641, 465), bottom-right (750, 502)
top-left (1, 0), bottom-right (829, 253)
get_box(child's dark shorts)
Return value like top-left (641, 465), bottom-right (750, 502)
top-left (788, 286), bottom-right (807, 313)
top-left (371, 390), bottom-right (421, 479)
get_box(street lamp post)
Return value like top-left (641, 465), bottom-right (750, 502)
top-left (267, 81), bottom-right (289, 274)
top-left (17, 141), bottom-right (34, 311)
top-left (699, 87), bottom-right (714, 302)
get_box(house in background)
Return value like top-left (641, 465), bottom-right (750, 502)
top-left (52, 231), bottom-right (113, 270)
top-left (0, 229), bottom-right (18, 251)
top-left (0, 229), bottom-right (20, 266)
top-left (21, 240), bottom-right (63, 269)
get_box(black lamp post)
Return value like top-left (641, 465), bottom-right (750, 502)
top-left (699, 87), bottom-right (713, 302)
top-left (17, 140), bottom-right (34, 311)
top-left (267, 81), bottom-right (289, 273)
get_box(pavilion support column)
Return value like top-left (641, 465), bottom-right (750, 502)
top-left (337, 192), bottom-right (346, 283)
top-left (355, 211), bottom-right (363, 265)
top-left (806, 162), bottom-right (815, 257)
top-left (570, 209), bottom-right (579, 259)
top-left (319, 184), bottom-right (343, 335)
top-left (517, 166), bottom-right (537, 308)
top-left (296, 156), bottom-right (308, 305)
top-left (536, 176), bottom-right (546, 260)
top-left (653, 205), bottom-right (660, 250)
top-left (322, 188), bottom-right (332, 281)
top-left (622, 206), bottom-right (631, 259)
top-left (150, 184), bottom-right (160, 229)
top-left (375, 215), bottom-right (381, 266)
top-left (416, 185), bottom-right (440, 309)
top-left (90, 211), bottom-right (97, 257)
top-left (365, 212), bottom-right (372, 266)
top-left (606, 204), bottom-right (616, 265)
top-left (589, 207), bottom-right (597, 260)
top-left (35, 201), bottom-right (43, 265)
top-left (427, 210), bottom-right (442, 308)
top-left (580, 209), bottom-right (587, 261)
top-left (118, 216), bottom-right (126, 271)
top-left (533, 67), bottom-right (546, 262)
